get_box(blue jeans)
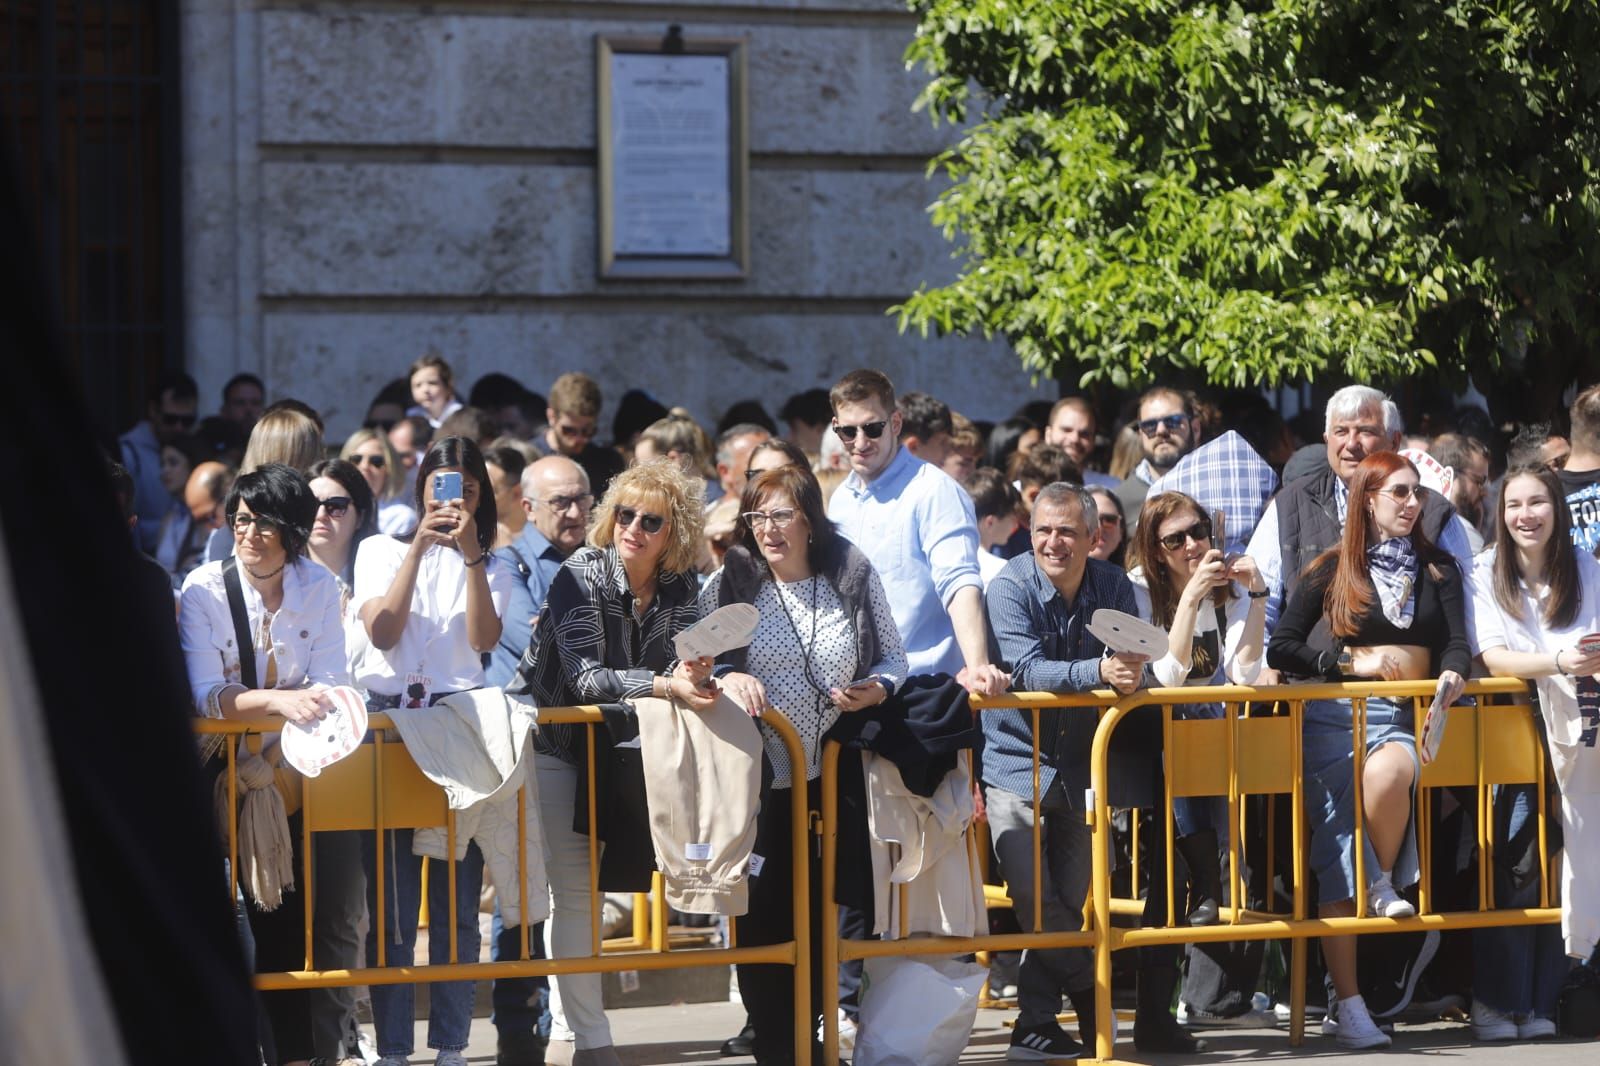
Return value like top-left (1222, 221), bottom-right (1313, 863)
top-left (360, 828), bottom-right (484, 1056)
top-left (491, 901), bottom-right (550, 1038)
top-left (1473, 785), bottom-right (1567, 1018)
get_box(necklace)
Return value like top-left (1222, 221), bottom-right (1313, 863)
top-left (773, 576), bottom-right (831, 776)
top-left (245, 560), bottom-right (286, 581)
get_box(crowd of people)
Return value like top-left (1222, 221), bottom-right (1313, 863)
top-left (108, 354), bottom-right (1600, 1066)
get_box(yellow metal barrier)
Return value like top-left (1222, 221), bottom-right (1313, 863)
top-left (199, 705), bottom-right (814, 1065)
top-left (818, 678), bottom-right (1555, 1066)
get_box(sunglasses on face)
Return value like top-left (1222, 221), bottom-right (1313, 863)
top-left (1137, 413), bottom-right (1188, 437)
top-left (1157, 520), bottom-right (1211, 552)
top-left (364, 418), bottom-right (397, 432)
top-left (1376, 483), bottom-right (1421, 503)
top-left (557, 422), bottom-right (596, 440)
top-left (350, 453), bottom-right (386, 469)
top-left (832, 420), bottom-right (888, 443)
top-left (161, 411), bottom-right (197, 429)
top-left (316, 496), bottom-right (351, 519)
top-left (615, 507), bottom-right (665, 534)
top-left (1099, 513), bottom-right (1122, 527)
top-left (742, 507), bottom-right (798, 531)
top-left (229, 511), bottom-right (282, 537)
top-left (539, 492), bottom-right (594, 514)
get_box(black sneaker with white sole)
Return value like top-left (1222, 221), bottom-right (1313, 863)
top-left (1366, 929), bottom-right (1441, 1019)
top-left (1008, 1021), bottom-right (1084, 1061)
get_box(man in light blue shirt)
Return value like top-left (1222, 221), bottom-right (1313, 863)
top-left (825, 369), bottom-right (1009, 693)
top-left (484, 453), bottom-right (590, 1065)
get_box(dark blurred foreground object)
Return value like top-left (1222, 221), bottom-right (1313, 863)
top-left (0, 148), bottom-right (259, 1062)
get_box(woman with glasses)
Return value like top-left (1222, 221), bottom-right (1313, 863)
top-left (700, 463), bottom-right (907, 1064)
top-left (342, 426), bottom-right (418, 536)
top-left (179, 463), bottom-right (347, 1066)
top-left (1268, 451), bottom-right (1469, 1050)
top-left (1128, 491), bottom-right (1267, 931)
top-left (1472, 464), bottom-right (1600, 1040)
top-left (351, 435), bottom-right (514, 1066)
top-left (306, 458), bottom-right (377, 606)
top-left (510, 459), bottom-right (714, 1066)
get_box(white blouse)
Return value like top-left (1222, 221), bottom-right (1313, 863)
top-left (699, 567), bottom-right (908, 788)
top-left (1130, 566), bottom-right (1263, 688)
top-left (1472, 549), bottom-right (1600, 794)
top-left (179, 558), bottom-right (350, 717)
top-left (350, 535), bottom-right (514, 696)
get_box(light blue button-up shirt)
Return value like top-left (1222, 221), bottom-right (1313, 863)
top-left (827, 443), bottom-right (981, 677)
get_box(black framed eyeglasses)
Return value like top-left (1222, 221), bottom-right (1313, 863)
top-left (1157, 520), bottom-right (1211, 552)
top-left (228, 511), bottom-right (283, 537)
top-left (316, 496), bottom-right (352, 519)
top-left (1137, 413), bottom-right (1188, 437)
top-left (615, 507), bottom-right (665, 534)
top-left (832, 420), bottom-right (888, 443)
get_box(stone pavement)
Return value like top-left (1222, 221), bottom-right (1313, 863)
top-left (394, 1000), bottom-right (1598, 1064)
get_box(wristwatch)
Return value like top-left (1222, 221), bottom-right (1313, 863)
top-left (1336, 648), bottom-right (1354, 676)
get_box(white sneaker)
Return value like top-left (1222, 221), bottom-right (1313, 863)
top-left (1471, 999), bottom-right (1518, 1041)
top-left (1369, 875), bottom-right (1416, 918)
top-left (1333, 996), bottom-right (1393, 1050)
top-left (1518, 1015), bottom-right (1558, 1040)
top-left (434, 1052), bottom-right (468, 1066)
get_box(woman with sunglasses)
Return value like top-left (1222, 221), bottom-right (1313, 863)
top-left (1088, 486), bottom-right (1128, 567)
top-left (1129, 491), bottom-right (1268, 927)
top-left (511, 458), bottom-right (713, 1066)
top-left (1268, 451), bottom-right (1469, 1050)
top-left (701, 463), bottom-right (907, 1064)
top-left (306, 458), bottom-right (377, 606)
top-left (1471, 464), bottom-right (1600, 1040)
top-left (342, 426), bottom-right (417, 536)
top-left (351, 435), bottom-right (514, 1066)
top-left (179, 463), bottom-right (346, 1066)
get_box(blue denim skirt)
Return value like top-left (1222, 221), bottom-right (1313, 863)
top-left (1302, 696), bottom-right (1420, 905)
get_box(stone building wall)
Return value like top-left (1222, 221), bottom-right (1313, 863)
top-left (182, 0), bottom-right (1051, 439)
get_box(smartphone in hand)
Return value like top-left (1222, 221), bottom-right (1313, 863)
top-left (432, 470), bottom-right (463, 503)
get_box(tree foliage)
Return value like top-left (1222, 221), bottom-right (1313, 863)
top-left (896, 0), bottom-right (1600, 390)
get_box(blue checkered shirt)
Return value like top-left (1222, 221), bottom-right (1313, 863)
top-left (981, 553), bottom-right (1137, 803)
top-left (1145, 430), bottom-right (1280, 556)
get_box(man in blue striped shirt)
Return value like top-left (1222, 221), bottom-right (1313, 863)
top-left (983, 483), bottom-right (1203, 1059)
top-left (983, 481), bottom-right (1142, 1060)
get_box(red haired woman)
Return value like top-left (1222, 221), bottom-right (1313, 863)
top-left (1268, 452), bottom-right (1469, 1050)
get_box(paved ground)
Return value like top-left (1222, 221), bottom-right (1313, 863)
top-left (393, 1000), bottom-right (1598, 1064)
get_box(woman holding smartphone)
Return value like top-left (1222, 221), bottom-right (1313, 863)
top-left (1268, 451), bottom-right (1469, 1050)
top-left (352, 435), bottom-right (513, 1066)
top-left (700, 463), bottom-right (908, 1064)
top-left (179, 463), bottom-right (346, 1066)
top-left (1472, 464), bottom-right (1600, 1039)
top-left (1129, 491), bottom-right (1268, 925)
top-left (511, 459), bottom-right (714, 1066)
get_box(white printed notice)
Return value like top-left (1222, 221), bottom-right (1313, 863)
top-left (609, 52), bottom-right (731, 256)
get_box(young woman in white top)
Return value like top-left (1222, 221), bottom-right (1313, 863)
top-left (1128, 490), bottom-right (1267, 925)
top-left (351, 435), bottom-right (513, 1066)
top-left (179, 463), bottom-right (347, 1066)
top-left (1472, 464), bottom-right (1600, 1038)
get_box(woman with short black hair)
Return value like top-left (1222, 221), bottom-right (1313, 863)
top-left (179, 462), bottom-right (347, 1066)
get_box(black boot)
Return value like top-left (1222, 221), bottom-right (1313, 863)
top-left (1135, 966), bottom-right (1208, 1054)
top-left (1069, 985), bottom-right (1107, 1053)
top-left (1177, 828), bottom-right (1222, 926)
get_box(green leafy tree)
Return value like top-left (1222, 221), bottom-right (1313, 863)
top-left (897, 0), bottom-right (1600, 393)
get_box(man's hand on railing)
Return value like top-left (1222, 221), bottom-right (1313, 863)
top-left (1100, 651), bottom-right (1148, 695)
top-left (956, 662), bottom-right (1011, 697)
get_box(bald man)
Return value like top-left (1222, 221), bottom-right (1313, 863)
top-left (184, 461), bottom-right (235, 566)
top-left (485, 454), bottom-right (591, 1062)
